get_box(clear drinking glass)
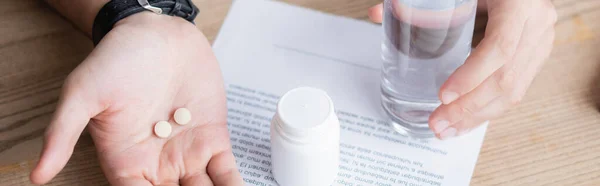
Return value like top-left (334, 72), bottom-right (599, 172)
top-left (380, 0), bottom-right (477, 138)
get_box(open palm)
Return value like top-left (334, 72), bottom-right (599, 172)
top-left (30, 13), bottom-right (243, 186)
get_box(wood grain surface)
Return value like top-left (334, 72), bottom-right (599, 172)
top-left (0, 0), bottom-right (599, 185)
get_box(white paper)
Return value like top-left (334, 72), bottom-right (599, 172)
top-left (213, 0), bottom-right (488, 185)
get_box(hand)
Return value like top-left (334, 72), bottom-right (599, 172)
top-left (30, 12), bottom-right (243, 185)
top-left (368, 0), bottom-right (557, 139)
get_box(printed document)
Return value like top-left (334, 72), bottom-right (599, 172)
top-left (213, 0), bottom-right (488, 185)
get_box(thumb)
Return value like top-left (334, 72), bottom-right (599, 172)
top-left (30, 76), bottom-right (102, 185)
top-left (204, 150), bottom-right (244, 186)
top-left (368, 3), bottom-right (384, 23)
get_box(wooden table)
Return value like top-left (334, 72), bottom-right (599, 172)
top-left (1, 0), bottom-right (599, 185)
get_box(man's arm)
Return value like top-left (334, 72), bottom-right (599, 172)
top-left (45, 0), bottom-right (109, 37)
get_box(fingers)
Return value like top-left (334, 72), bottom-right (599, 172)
top-left (439, 0), bottom-right (558, 104)
top-left (206, 150), bottom-right (244, 186)
top-left (30, 76), bottom-right (102, 184)
top-left (438, 0), bottom-right (531, 104)
top-left (513, 28), bottom-right (555, 99)
top-left (430, 28), bottom-right (555, 139)
top-left (368, 3), bottom-right (383, 23)
top-left (438, 96), bottom-right (507, 138)
top-left (477, 0), bottom-right (488, 12)
top-left (429, 0), bottom-right (557, 139)
top-left (30, 96), bottom-right (89, 184)
top-left (431, 67), bottom-right (518, 139)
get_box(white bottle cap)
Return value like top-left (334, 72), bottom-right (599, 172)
top-left (270, 87), bottom-right (340, 186)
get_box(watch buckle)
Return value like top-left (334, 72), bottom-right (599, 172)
top-left (137, 0), bottom-right (163, 14)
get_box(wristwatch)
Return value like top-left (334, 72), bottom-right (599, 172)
top-left (92, 0), bottom-right (200, 46)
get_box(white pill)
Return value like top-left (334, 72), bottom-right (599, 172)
top-left (154, 121), bottom-right (172, 138)
top-left (174, 108), bottom-right (192, 125)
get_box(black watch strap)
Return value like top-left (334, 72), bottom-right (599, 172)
top-left (92, 0), bottom-right (199, 46)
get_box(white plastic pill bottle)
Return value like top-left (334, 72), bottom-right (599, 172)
top-left (270, 87), bottom-right (340, 186)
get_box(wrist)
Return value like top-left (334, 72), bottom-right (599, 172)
top-left (91, 0), bottom-right (199, 45)
top-left (115, 11), bottom-right (200, 35)
top-left (106, 11), bottom-right (203, 46)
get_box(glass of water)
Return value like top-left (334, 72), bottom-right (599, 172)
top-left (380, 0), bottom-right (477, 138)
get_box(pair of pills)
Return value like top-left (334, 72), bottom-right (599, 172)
top-left (154, 108), bottom-right (192, 138)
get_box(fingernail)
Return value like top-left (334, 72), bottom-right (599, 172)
top-left (441, 91), bottom-right (459, 104)
top-left (439, 127), bottom-right (457, 140)
top-left (432, 120), bottom-right (449, 133)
